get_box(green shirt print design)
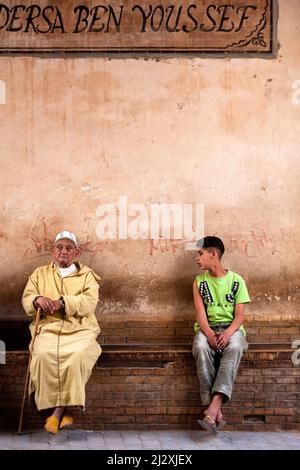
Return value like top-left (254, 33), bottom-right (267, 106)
top-left (194, 270), bottom-right (250, 336)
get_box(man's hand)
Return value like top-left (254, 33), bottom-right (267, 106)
top-left (216, 330), bottom-right (231, 350)
top-left (34, 296), bottom-right (62, 315)
top-left (206, 330), bottom-right (218, 351)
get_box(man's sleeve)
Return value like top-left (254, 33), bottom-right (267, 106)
top-left (22, 269), bottom-right (40, 317)
top-left (63, 271), bottom-right (100, 318)
top-left (235, 276), bottom-right (251, 304)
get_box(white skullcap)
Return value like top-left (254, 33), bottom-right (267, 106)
top-left (54, 230), bottom-right (78, 247)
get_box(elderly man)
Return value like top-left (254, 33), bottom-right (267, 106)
top-left (22, 230), bottom-right (101, 434)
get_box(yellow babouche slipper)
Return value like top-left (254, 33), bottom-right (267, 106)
top-left (59, 415), bottom-right (74, 429)
top-left (44, 416), bottom-right (59, 434)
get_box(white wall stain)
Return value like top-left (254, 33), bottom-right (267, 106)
top-left (0, 80), bottom-right (6, 104)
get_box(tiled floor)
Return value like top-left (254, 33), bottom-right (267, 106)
top-left (1, 429), bottom-right (300, 450)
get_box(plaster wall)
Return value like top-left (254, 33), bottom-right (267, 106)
top-left (0, 0), bottom-right (299, 321)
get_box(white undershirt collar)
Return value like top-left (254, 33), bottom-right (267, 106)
top-left (56, 263), bottom-right (78, 278)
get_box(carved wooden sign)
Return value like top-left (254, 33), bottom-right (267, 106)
top-left (0, 0), bottom-right (276, 55)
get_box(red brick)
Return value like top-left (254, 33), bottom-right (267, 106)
top-left (2, 336), bottom-right (300, 431)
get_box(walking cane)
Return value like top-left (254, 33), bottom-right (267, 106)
top-left (17, 307), bottom-right (41, 434)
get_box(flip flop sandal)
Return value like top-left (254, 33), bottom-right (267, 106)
top-left (217, 419), bottom-right (226, 431)
top-left (44, 416), bottom-right (59, 434)
top-left (59, 415), bottom-right (74, 429)
top-left (197, 415), bottom-right (218, 434)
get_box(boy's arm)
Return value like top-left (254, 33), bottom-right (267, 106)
top-left (193, 279), bottom-right (218, 350)
top-left (217, 303), bottom-right (245, 350)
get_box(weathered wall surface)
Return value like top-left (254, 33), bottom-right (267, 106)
top-left (0, 0), bottom-right (299, 321)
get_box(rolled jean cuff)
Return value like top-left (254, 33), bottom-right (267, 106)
top-left (212, 387), bottom-right (231, 403)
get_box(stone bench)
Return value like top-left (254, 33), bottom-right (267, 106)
top-left (0, 341), bottom-right (299, 432)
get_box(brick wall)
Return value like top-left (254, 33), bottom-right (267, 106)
top-left (1, 341), bottom-right (300, 432)
top-left (2, 319), bottom-right (300, 348)
top-left (99, 319), bottom-right (300, 345)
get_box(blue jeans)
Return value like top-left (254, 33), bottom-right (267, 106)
top-left (192, 327), bottom-right (248, 406)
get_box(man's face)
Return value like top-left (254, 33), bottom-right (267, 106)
top-left (52, 238), bottom-right (79, 268)
top-left (195, 249), bottom-right (214, 270)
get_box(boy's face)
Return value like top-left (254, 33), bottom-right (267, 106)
top-left (195, 249), bottom-right (214, 270)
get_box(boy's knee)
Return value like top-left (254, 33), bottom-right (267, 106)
top-left (225, 340), bottom-right (246, 356)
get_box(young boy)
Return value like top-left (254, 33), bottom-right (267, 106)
top-left (192, 236), bottom-right (250, 432)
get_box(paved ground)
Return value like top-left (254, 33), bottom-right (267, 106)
top-left (1, 429), bottom-right (300, 450)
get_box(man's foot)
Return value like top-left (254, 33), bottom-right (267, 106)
top-left (59, 415), bottom-right (74, 429)
top-left (44, 415), bottom-right (59, 434)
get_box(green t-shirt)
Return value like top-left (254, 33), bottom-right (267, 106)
top-left (194, 270), bottom-right (250, 335)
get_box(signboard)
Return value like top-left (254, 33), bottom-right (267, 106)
top-left (0, 0), bottom-right (277, 55)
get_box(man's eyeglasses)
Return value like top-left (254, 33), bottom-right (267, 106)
top-left (54, 245), bottom-right (76, 253)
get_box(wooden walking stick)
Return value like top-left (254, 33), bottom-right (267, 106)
top-left (17, 307), bottom-right (41, 434)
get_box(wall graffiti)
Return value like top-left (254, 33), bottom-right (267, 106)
top-left (23, 216), bottom-right (107, 259)
top-left (22, 217), bottom-right (274, 259)
top-left (148, 230), bottom-right (274, 257)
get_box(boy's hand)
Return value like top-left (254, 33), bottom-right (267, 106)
top-left (216, 330), bottom-right (231, 349)
top-left (206, 330), bottom-right (218, 351)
